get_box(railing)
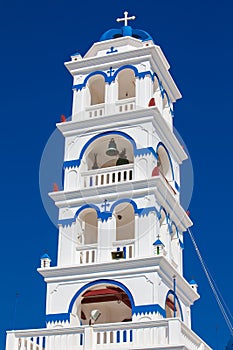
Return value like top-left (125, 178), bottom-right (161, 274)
top-left (84, 98), bottom-right (136, 120)
top-left (76, 244), bottom-right (97, 264)
top-left (86, 104), bottom-right (105, 118)
top-left (116, 97), bottom-right (136, 113)
top-left (6, 319), bottom-right (212, 350)
top-left (82, 164), bottom-right (134, 188)
top-left (112, 239), bottom-right (135, 259)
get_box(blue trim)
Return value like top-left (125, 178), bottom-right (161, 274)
top-left (165, 290), bottom-right (184, 321)
top-left (68, 279), bottom-right (135, 314)
top-left (133, 304), bottom-right (166, 317)
top-left (156, 142), bottom-right (174, 180)
top-left (72, 64), bottom-right (154, 90)
top-left (64, 131), bottom-right (136, 169)
top-left (110, 199), bottom-right (159, 218)
top-left (74, 204), bottom-right (100, 219)
top-left (46, 313), bottom-right (70, 323)
top-left (135, 147), bottom-right (157, 159)
top-left (58, 218), bottom-right (76, 226)
top-left (175, 181), bottom-right (180, 192)
top-left (58, 201), bottom-right (159, 226)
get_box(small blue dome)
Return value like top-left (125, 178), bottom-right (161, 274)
top-left (100, 25), bottom-right (154, 43)
top-left (41, 253), bottom-right (51, 260)
top-left (189, 279), bottom-right (197, 285)
top-left (153, 239), bottom-right (164, 246)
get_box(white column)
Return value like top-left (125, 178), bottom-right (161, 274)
top-left (97, 216), bottom-right (115, 263)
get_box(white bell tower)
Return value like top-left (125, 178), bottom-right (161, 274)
top-left (5, 12), bottom-right (212, 350)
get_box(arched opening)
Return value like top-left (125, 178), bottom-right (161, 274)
top-left (157, 144), bottom-right (173, 182)
top-left (153, 77), bottom-right (162, 113)
top-left (82, 134), bottom-right (134, 171)
top-left (165, 291), bottom-right (182, 319)
top-left (72, 283), bottom-right (132, 325)
top-left (77, 209), bottom-right (98, 245)
top-left (171, 224), bottom-right (180, 267)
top-left (117, 69), bottom-right (136, 100)
top-left (159, 209), bottom-right (167, 247)
top-left (88, 74), bottom-right (105, 105)
top-left (114, 202), bottom-right (135, 241)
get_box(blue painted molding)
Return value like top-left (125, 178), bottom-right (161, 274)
top-left (135, 147), bottom-right (158, 159)
top-left (46, 313), bottom-right (70, 323)
top-left (156, 142), bottom-right (175, 181)
top-left (68, 279), bottom-right (135, 314)
top-left (58, 218), bottom-right (76, 226)
top-left (174, 181), bottom-right (180, 192)
top-left (73, 64), bottom-right (155, 90)
top-left (165, 290), bottom-right (184, 321)
top-left (58, 202), bottom-right (159, 227)
top-left (63, 131), bottom-right (157, 170)
top-left (133, 304), bottom-right (166, 318)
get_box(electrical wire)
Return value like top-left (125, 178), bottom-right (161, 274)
top-left (187, 227), bottom-right (233, 335)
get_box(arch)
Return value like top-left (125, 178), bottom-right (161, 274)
top-left (83, 71), bottom-right (108, 87)
top-left (159, 208), bottom-right (168, 249)
top-left (110, 198), bottom-right (138, 214)
top-left (117, 68), bottom-right (136, 100)
top-left (74, 204), bottom-right (100, 220)
top-left (77, 208), bottom-right (98, 245)
top-left (68, 279), bottom-right (135, 318)
top-left (113, 202), bottom-right (135, 241)
top-left (88, 74), bottom-right (105, 105)
top-left (156, 142), bottom-right (174, 181)
top-left (165, 290), bottom-right (183, 321)
top-left (77, 131), bottom-right (137, 168)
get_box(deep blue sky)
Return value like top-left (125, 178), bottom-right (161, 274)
top-left (1, 0), bottom-right (233, 349)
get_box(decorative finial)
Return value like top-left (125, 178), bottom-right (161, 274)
top-left (116, 11), bottom-right (136, 27)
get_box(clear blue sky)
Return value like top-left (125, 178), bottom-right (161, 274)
top-left (1, 0), bottom-right (232, 349)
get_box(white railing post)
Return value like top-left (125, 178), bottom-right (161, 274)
top-left (5, 332), bottom-right (18, 350)
top-left (168, 318), bottom-right (181, 345)
top-left (84, 326), bottom-right (96, 350)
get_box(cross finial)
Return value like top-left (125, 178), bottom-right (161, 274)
top-left (116, 11), bottom-right (136, 27)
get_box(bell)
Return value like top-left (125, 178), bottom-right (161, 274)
top-left (106, 138), bottom-right (119, 156)
top-left (116, 148), bottom-right (129, 166)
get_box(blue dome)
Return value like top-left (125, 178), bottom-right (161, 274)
top-left (41, 253), bottom-right (51, 260)
top-left (189, 279), bottom-right (197, 285)
top-left (100, 25), bottom-right (154, 43)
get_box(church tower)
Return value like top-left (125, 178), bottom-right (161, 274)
top-left (6, 12), bottom-right (212, 350)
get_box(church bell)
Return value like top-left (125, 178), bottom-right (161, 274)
top-left (106, 138), bottom-right (119, 156)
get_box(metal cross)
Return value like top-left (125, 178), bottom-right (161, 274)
top-left (107, 66), bottom-right (115, 77)
top-left (101, 199), bottom-right (110, 211)
top-left (116, 11), bottom-right (136, 26)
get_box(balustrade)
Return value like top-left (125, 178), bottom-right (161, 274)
top-left (76, 244), bottom-right (97, 264)
top-left (6, 319), bottom-right (211, 350)
top-left (82, 164), bottom-right (134, 189)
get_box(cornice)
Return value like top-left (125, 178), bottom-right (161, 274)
top-left (37, 255), bottom-right (198, 305)
top-left (56, 107), bottom-right (187, 164)
top-left (65, 45), bottom-right (181, 102)
top-left (49, 177), bottom-right (192, 231)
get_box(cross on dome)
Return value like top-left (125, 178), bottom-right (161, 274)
top-left (116, 11), bottom-right (136, 27)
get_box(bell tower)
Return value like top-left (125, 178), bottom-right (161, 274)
top-left (5, 12), bottom-right (212, 350)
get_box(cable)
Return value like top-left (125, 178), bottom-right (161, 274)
top-left (187, 227), bottom-right (233, 335)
